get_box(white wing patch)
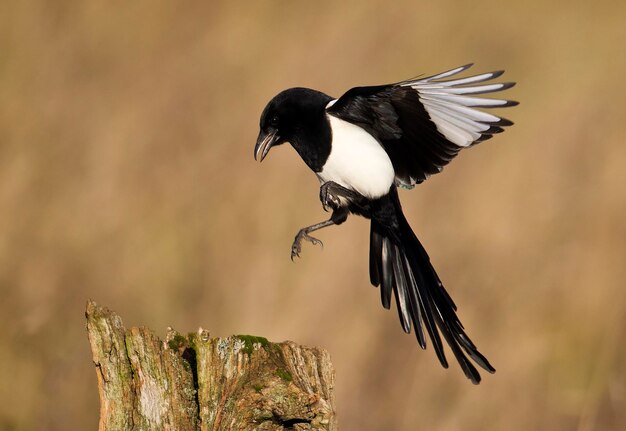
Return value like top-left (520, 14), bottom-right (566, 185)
top-left (401, 64), bottom-right (516, 147)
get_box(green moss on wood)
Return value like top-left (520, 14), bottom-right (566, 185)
top-left (168, 333), bottom-right (189, 351)
top-left (275, 368), bottom-right (293, 382)
top-left (235, 334), bottom-right (271, 355)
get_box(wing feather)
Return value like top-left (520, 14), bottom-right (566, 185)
top-left (327, 64), bottom-right (517, 187)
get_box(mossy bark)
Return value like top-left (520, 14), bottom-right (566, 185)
top-left (85, 301), bottom-right (337, 431)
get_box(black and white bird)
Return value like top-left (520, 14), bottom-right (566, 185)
top-left (254, 64), bottom-right (517, 384)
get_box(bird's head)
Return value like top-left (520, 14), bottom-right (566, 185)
top-left (254, 88), bottom-right (332, 162)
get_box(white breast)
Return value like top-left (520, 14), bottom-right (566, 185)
top-left (318, 113), bottom-right (395, 199)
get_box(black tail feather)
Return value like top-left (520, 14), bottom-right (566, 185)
top-left (401, 254), bottom-right (426, 348)
top-left (370, 227), bottom-right (393, 309)
top-left (434, 312), bottom-right (482, 384)
top-left (369, 191), bottom-right (494, 383)
top-left (390, 242), bottom-right (412, 333)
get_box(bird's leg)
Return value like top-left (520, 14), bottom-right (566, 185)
top-left (291, 182), bottom-right (367, 260)
top-left (319, 181), bottom-right (364, 212)
top-left (291, 207), bottom-right (349, 260)
top-left (291, 220), bottom-right (332, 260)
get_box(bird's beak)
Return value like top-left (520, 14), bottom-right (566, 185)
top-left (254, 129), bottom-right (280, 162)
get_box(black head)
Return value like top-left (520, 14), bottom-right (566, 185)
top-left (254, 87), bottom-right (333, 162)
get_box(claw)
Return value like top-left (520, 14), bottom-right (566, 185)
top-left (320, 186), bottom-right (330, 212)
top-left (320, 182), bottom-right (341, 212)
top-left (291, 241), bottom-right (302, 260)
top-left (291, 229), bottom-right (324, 260)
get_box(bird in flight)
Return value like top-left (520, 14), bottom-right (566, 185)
top-left (254, 64), bottom-right (517, 384)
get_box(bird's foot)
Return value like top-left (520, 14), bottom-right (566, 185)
top-left (320, 182), bottom-right (343, 212)
top-left (291, 229), bottom-right (323, 260)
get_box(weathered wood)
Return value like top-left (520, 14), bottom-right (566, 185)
top-left (85, 301), bottom-right (337, 431)
top-left (86, 301), bottom-right (199, 431)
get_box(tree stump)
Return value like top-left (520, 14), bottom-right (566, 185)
top-left (85, 301), bottom-right (337, 431)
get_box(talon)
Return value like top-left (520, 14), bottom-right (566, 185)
top-left (291, 240), bottom-right (302, 260)
top-left (302, 232), bottom-right (323, 248)
top-left (320, 182), bottom-right (341, 212)
top-left (321, 199), bottom-right (330, 212)
top-left (291, 229), bottom-right (324, 259)
top-left (308, 236), bottom-right (323, 247)
top-left (320, 186), bottom-right (330, 212)
top-left (291, 248), bottom-right (300, 261)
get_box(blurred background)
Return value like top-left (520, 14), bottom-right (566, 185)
top-left (1, 1), bottom-right (625, 430)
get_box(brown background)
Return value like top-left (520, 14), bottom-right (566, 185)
top-left (1, 1), bottom-right (625, 430)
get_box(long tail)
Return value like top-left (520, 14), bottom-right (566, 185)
top-left (369, 191), bottom-right (495, 384)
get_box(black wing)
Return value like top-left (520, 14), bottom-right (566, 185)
top-left (326, 64), bottom-right (517, 187)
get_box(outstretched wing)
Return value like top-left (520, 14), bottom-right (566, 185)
top-left (326, 64), bottom-right (517, 187)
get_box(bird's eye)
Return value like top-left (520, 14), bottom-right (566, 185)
top-left (270, 116), bottom-right (279, 126)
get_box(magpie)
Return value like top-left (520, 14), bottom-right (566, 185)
top-left (254, 64), bottom-right (517, 384)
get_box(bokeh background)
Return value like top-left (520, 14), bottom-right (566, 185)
top-left (1, 1), bottom-right (625, 430)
